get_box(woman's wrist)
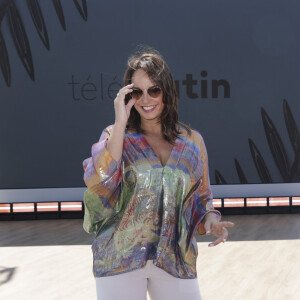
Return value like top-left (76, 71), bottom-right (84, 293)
top-left (106, 123), bottom-right (126, 162)
top-left (114, 121), bottom-right (127, 131)
top-left (203, 212), bottom-right (220, 224)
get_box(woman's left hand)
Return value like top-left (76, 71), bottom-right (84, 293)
top-left (203, 213), bottom-right (235, 247)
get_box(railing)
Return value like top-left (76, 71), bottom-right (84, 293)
top-left (213, 196), bottom-right (300, 214)
top-left (0, 197), bottom-right (299, 220)
top-left (0, 201), bottom-right (84, 220)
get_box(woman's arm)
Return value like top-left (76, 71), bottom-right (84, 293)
top-left (196, 134), bottom-right (222, 234)
top-left (83, 125), bottom-right (123, 189)
top-left (196, 134), bottom-right (235, 245)
top-left (82, 126), bottom-right (124, 234)
top-left (106, 123), bottom-right (126, 162)
top-left (82, 84), bottom-right (136, 234)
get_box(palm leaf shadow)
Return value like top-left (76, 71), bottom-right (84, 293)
top-left (234, 158), bottom-right (248, 184)
top-left (248, 138), bottom-right (272, 183)
top-left (52, 0), bottom-right (66, 31)
top-left (0, 30), bottom-right (10, 86)
top-left (0, 0), bottom-right (10, 86)
top-left (27, 0), bottom-right (50, 50)
top-left (215, 99), bottom-right (300, 184)
top-left (0, 266), bottom-right (17, 286)
top-left (0, 0), bottom-right (88, 87)
top-left (73, 0), bottom-right (87, 20)
top-left (284, 99), bottom-right (300, 181)
top-left (261, 107), bottom-right (290, 181)
top-left (8, 0), bottom-right (35, 81)
top-left (215, 169), bottom-right (227, 184)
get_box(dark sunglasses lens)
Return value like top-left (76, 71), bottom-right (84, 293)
top-left (132, 89), bottom-right (143, 99)
top-left (148, 87), bottom-right (161, 98)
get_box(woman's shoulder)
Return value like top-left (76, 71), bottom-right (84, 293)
top-left (178, 123), bottom-right (205, 144)
top-left (98, 125), bottom-right (114, 139)
top-left (191, 128), bottom-right (204, 141)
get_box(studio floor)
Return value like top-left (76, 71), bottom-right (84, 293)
top-left (1, 214), bottom-right (300, 300)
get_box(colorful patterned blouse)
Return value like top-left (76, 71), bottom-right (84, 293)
top-left (82, 125), bottom-right (221, 279)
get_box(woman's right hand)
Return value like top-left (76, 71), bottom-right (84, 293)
top-left (114, 83), bottom-right (136, 127)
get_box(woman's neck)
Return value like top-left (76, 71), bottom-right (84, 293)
top-left (140, 119), bottom-right (162, 135)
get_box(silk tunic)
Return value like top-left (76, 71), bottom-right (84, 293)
top-left (82, 125), bottom-right (221, 279)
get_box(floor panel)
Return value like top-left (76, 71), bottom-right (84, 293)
top-left (1, 214), bottom-right (299, 300)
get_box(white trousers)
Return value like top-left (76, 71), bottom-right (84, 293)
top-left (95, 260), bottom-right (202, 300)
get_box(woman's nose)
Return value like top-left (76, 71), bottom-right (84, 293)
top-left (140, 91), bottom-right (149, 103)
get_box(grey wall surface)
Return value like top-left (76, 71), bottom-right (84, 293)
top-left (1, 0), bottom-right (299, 188)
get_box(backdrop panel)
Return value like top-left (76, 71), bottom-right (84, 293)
top-left (1, 0), bottom-right (299, 189)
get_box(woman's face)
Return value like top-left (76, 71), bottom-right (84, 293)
top-left (131, 69), bottom-right (164, 123)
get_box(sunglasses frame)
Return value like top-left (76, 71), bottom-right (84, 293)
top-left (130, 85), bottom-right (162, 100)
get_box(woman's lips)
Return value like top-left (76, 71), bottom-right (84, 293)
top-left (141, 105), bottom-right (157, 113)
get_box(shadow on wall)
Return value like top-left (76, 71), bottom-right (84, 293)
top-left (215, 99), bottom-right (300, 184)
top-left (0, 0), bottom-right (87, 87)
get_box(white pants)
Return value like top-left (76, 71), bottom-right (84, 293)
top-left (95, 260), bottom-right (201, 300)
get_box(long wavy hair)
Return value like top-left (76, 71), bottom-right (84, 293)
top-left (123, 48), bottom-right (191, 144)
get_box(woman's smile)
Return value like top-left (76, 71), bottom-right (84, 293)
top-left (141, 105), bottom-right (158, 112)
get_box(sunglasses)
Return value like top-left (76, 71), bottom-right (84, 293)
top-left (130, 86), bottom-right (162, 100)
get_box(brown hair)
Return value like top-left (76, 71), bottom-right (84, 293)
top-left (123, 47), bottom-right (191, 144)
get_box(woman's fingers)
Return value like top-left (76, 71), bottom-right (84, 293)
top-left (206, 220), bottom-right (234, 247)
top-left (115, 88), bottom-right (133, 100)
top-left (221, 221), bottom-right (235, 228)
top-left (211, 221), bottom-right (235, 235)
top-left (208, 228), bottom-right (228, 247)
top-left (125, 98), bottom-right (136, 111)
top-left (116, 84), bottom-right (134, 98)
top-left (113, 84), bottom-right (135, 126)
top-left (208, 236), bottom-right (223, 247)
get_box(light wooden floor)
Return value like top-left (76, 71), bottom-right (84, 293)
top-left (0, 214), bottom-right (300, 300)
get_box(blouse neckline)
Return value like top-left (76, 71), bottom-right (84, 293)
top-left (126, 126), bottom-right (188, 169)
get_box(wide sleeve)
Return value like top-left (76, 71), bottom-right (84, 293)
top-left (82, 126), bottom-right (123, 234)
top-left (196, 135), bottom-right (221, 235)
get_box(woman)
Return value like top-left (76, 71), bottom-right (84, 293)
top-left (83, 49), bottom-right (234, 300)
